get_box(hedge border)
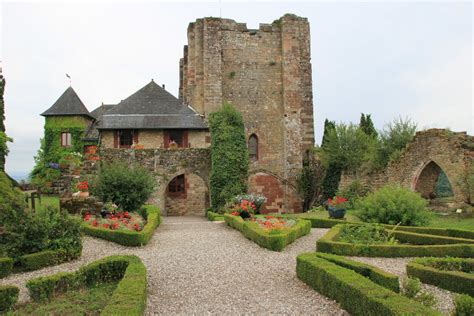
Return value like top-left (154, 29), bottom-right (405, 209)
top-left (407, 258), bottom-right (474, 296)
top-left (207, 211), bottom-right (224, 221)
top-left (81, 205), bottom-right (161, 246)
top-left (314, 252), bottom-right (400, 292)
top-left (0, 285), bottom-right (19, 312)
top-left (0, 257), bottom-right (13, 278)
top-left (224, 214), bottom-right (311, 251)
top-left (296, 253), bottom-right (439, 316)
top-left (26, 255), bottom-right (147, 315)
top-left (316, 224), bottom-right (474, 257)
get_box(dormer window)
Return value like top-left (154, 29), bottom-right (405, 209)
top-left (249, 134), bottom-right (258, 161)
top-left (61, 132), bottom-right (72, 147)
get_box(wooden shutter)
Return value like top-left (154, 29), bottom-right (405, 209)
top-left (133, 130), bottom-right (139, 144)
top-left (164, 131), bottom-right (169, 148)
top-left (113, 130), bottom-right (119, 148)
top-left (183, 130), bottom-right (189, 148)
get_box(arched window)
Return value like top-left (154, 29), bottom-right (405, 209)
top-left (248, 134), bottom-right (258, 161)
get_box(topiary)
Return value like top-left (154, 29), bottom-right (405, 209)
top-left (355, 185), bottom-right (430, 226)
top-left (92, 161), bottom-right (154, 212)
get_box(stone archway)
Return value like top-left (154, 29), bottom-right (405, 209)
top-left (248, 171), bottom-right (302, 213)
top-left (164, 172), bottom-right (210, 216)
top-left (414, 160), bottom-right (454, 200)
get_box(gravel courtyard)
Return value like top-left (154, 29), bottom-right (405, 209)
top-left (0, 216), bottom-right (457, 315)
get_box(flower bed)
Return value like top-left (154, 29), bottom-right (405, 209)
top-left (224, 214), bottom-right (311, 251)
top-left (20, 255), bottom-right (147, 315)
top-left (80, 205), bottom-right (161, 246)
top-left (83, 210), bottom-right (146, 232)
top-left (296, 253), bottom-right (439, 315)
top-left (316, 224), bottom-right (474, 257)
top-left (407, 257), bottom-right (474, 296)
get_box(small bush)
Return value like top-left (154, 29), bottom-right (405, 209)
top-left (0, 285), bottom-right (19, 312)
top-left (0, 257), bottom-right (13, 278)
top-left (355, 185), bottom-right (430, 226)
top-left (92, 161), bottom-right (154, 212)
top-left (401, 277), bottom-right (437, 308)
top-left (453, 294), bottom-right (474, 316)
top-left (339, 223), bottom-right (398, 245)
top-left (337, 179), bottom-right (370, 208)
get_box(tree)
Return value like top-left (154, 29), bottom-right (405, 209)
top-left (320, 119), bottom-right (341, 200)
top-left (296, 149), bottom-right (326, 211)
top-left (321, 119), bottom-right (335, 148)
top-left (0, 72), bottom-right (6, 171)
top-left (359, 113), bottom-right (377, 138)
top-left (209, 103), bottom-right (249, 210)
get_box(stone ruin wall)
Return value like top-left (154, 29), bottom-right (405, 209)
top-left (339, 129), bottom-right (474, 205)
top-left (179, 14), bottom-right (314, 212)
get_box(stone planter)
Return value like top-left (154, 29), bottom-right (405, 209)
top-left (327, 206), bottom-right (346, 219)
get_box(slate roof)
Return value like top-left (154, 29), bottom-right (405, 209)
top-left (98, 80), bottom-right (207, 130)
top-left (83, 104), bottom-right (115, 140)
top-left (41, 87), bottom-right (94, 119)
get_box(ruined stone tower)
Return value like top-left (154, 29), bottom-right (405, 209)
top-left (179, 14), bottom-right (314, 212)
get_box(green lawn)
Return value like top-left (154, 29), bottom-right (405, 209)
top-left (13, 282), bottom-right (117, 315)
top-left (27, 195), bottom-right (60, 213)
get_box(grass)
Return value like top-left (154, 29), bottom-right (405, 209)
top-left (294, 209), bottom-right (362, 222)
top-left (27, 195), bottom-right (60, 213)
top-left (12, 282), bottom-right (117, 315)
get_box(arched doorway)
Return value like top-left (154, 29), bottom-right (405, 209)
top-left (165, 173), bottom-right (209, 216)
top-left (414, 161), bottom-right (454, 200)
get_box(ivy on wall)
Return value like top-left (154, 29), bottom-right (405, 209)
top-left (209, 102), bottom-right (249, 210)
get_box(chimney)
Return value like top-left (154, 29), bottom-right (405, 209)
top-left (162, 84), bottom-right (165, 89)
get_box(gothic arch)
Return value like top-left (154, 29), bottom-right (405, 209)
top-left (412, 160), bottom-right (454, 200)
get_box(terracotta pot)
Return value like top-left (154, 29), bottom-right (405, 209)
top-left (79, 191), bottom-right (89, 198)
top-left (73, 169), bottom-right (81, 176)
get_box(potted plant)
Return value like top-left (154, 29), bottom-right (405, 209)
top-left (77, 180), bottom-right (89, 198)
top-left (229, 199), bottom-right (256, 219)
top-left (327, 196), bottom-right (349, 219)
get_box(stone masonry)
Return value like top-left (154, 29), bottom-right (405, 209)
top-left (339, 129), bottom-right (474, 205)
top-left (179, 14), bottom-right (314, 212)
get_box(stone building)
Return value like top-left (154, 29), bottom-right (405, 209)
top-left (39, 14), bottom-right (315, 215)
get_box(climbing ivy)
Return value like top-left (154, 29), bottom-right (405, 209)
top-left (209, 102), bottom-right (249, 210)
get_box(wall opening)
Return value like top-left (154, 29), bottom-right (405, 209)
top-left (415, 161), bottom-right (454, 200)
top-left (165, 173), bottom-right (209, 216)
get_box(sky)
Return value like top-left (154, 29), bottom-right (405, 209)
top-left (1, 1), bottom-right (472, 178)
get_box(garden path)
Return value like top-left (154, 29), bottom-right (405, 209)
top-left (1, 217), bottom-right (347, 315)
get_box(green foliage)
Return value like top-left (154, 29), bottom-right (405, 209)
top-left (296, 149), bottom-right (326, 211)
top-left (407, 258), bottom-right (474, 296)
top-left (1, 206), bottom-right (82, 261)
top-left (209, 103), bottom-right (249, 210)
top-left (453, 294), bottom-right (474, 316)
top-left (337, 179), bottom-right (370, 208)
top-left (314, 252), bottom-right (400, 292)
top-left (0, 171), bottom-right (26, 226)
top-left (400, 277), bottom-right (437, 308)
top-left (0, 74), bottom-right (6, 171)
top-left (359, 113), bottom-right (377, 138)
top-left (92, 161), bottom-right (154, 212)
top-left (224, 214), bottom-right (311, 251)
top-left (0, 257), bottom-right (13, 278)
top-left (320, 119), bottom-right (342, 199)
top-left (207, 211), bottom-right (224, 221)
top-left (296, 253), bottom-right (439, 315)
top-left (355, 185), bottom-right (430, 226)
top-left (0, 285), bottom-right (19, 312)
top-left (458, 160), bottom-right (474, 205)
top-left (339, 224), bottom-right (398, 245)
top-left (80, 205), bottom-right (161, 246)
top-left (26, 255), bottom-right (147, 315)
top-left (435, 170), bottom-right (454, 198)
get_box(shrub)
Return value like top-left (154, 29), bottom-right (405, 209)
top-left (209, 103), bottom-right (249, 210)
top-left (0, 285), bottom-right (19, 312)
top-left (296, 253), bottom-right (439, 315)
top-left (339, 223), bottom-right (397, 245)
top-left (453, 294), bottom-right (474, 316)
top-left (337, 179), bottom-right (370, 208)
top-left (92, 161), bottom-right (154, 212)
top-left (355, 185), bottom-right (430, 226)
top-left (207, 211), bottom-right (224, 221)
top-left (400, 277), bottom-right (437, 308)
top-left (0, 171), bottom-right (26, 227)
top-left (0, 257), bottom-right (13, 278)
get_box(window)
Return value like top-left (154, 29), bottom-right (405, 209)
top-left (119, 130), bottom-right (134, 148)
top-left (249, 134), bottom-right (258, 161)
top-left (168, 174), bottom-right (186, 195)
top-left (61, 132), bottom-right (72, 147)
top-left (165, 130), bottom-right (188, 148)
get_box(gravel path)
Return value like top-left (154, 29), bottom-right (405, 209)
top-left (1, 217), bottom-right (347, 315)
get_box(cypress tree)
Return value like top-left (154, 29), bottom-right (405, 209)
top-left (320, 118), bottom-right (341, 200)
top-left (0, 73), bottom-right (6, 171)
top-left (359, 113), bottom-right (377, 138)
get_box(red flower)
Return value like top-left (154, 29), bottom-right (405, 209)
top-left (77, 181), bottom-right (89, 192)
top-left (92, 220), bottom-right (98, 227)
top-left (83, 214), bottom-right (91, 221)
top-left (231, 211), bottom-right (240, 216)
top-left (103, 223), bottom-right (110, 229)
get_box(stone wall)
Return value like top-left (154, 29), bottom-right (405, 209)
top-left (179, 14), bottom-right (314, 212)
top-left (339, 129), bottom-right (474, 205)
top-left (101, 130), bottom-right (209, 149)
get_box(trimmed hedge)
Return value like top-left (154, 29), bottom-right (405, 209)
top-left (81, 205), bottom-right (161, 246)
top-left (26, 255), bottom-right (147, 315)
top-left (296, 253), bottom-right (439, 316)
top-left (0, 257), bottom-right (13, 278)
top-left (224, 214), bottom-right (311, 251)
top-left (453, 294), bottom-right (474, 316)
top-left (314, 252), bottom-right (399, 292)
top-left (407, 258), bottom-right (474, 296)
top-left (316, 224), bottom-right (474, 257)
top-left (207, 211), bottom-right (224, 221)
top-left (0, 285), bottom-right (19, 312)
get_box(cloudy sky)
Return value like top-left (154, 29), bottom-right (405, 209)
top-left (1, 1), bottom-right (472, 178)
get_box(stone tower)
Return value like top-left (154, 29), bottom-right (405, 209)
top-left (179, 14), bottom-right (314, 213)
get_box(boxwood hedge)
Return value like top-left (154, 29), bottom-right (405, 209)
top-left (407, 257), bottom-right (474, 296)
top-left (80, 205), bottom-right (161, 246)
top-left (224, 214), bottom-right (311, 251)
top-left (316, 224), bottom-right (474, 257)
top-left (26, 255), bottom-right (147, 315)
top-left (207, 211), bottom-right (224, 221)
top-left (0, 285), bottom-right (19, 312)
top-left (297, 253), bottom-right (439, 316)
top-left (0, 257), bottom-right (13, 278)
